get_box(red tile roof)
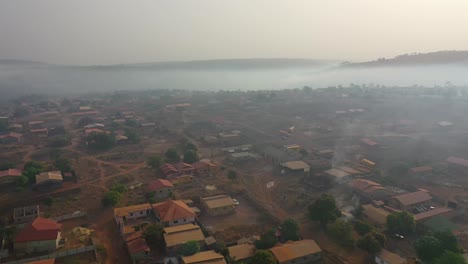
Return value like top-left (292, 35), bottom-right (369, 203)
top-left (361, 138), bottom-right (378, 146)
top-left (393, 191), bottom-right (432, 206)
top-left (160, 163), bottom-right (178, 174)
top-left (15, 218), bottom-right (61, 243)
top-left (0, 168), bottom-right (22, 178)
top-left (192, 160), bottom-right (217, 170)
top-left (446, 156), bottom-right (468, 167)
top-left (147, 179), bottom-right (174, 192)
top-left (127, 237), bottom-right (150, 254)
top-left (152, 200), bottom-right (195, 222)
top-left (350, 179), bottom-right (381, 191)
top-left (410, 166), bottom-right (433, 173)
top-left (0, 132), bottom-right (23, 139)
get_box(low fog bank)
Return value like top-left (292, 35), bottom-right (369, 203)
top-left (1, 62), bottom-right (468, 99)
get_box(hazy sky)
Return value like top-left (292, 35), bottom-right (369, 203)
top-left (1, 0), bottom-right (467, 65)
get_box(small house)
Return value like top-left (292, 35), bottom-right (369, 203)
top-left (152, 200), bottom-right (196, 227)
top-left (147, 179), bottom-right (174, 199)
top-left (269, 240), bottom-right (322, 264)
top-left (114, 203), bottom-right (152, 231)
top-left (227, 244), bottom-right (255, 262)
top-left (163, 224), bottom-right (205, 252)
top-left (201, 195), bottom-right (236, 216)
top-left (14, 205), bottom-right (40, 224)
top-left (182, 250), bottom-right (227, 264)
top-left (125, 231), bottom-right (151, 264)
top-left (0, 132), bottom-right (23, 143)
top-left (375, 249), bottom-right (406, 264)
top-left (387, 191), bottom-right (432, 212)
top-left (280, 160), bottom-right (311, 173)
top-left (14, 218), bottom-right (62, 254)
top-left (0, 168), bottom-right (22, 185)
top-left (35, 171), bottom-right (63, 191)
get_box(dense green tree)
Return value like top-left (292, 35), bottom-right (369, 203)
top-left (101, 191), bottom-right (122, 207)
top-left (111, 183), bottom-right (127, 193)
top-left (414, 234), bottom-right (444, 261)
top-left (254, 229), bottom-right (278, 249)
top-left (327, 219), bottom-right (355, 247)
top-left (357, 234), bottom-right (381, 254)
top-left (354, 220), bottom-right (373, 236)
top-left (386, 211), bottom-right (415, 235)
top-left (280, 218), bottom-right (300, 241)
top-left (183, 150), bottom-right (199, 164)
top-left (22, 161), bottom-right (44, 183)
top-left (165, 148), bottom-right (181, 163)
top-left (434, 230), bottom-right (462, 253)
top-left (125, 129), bottom-right (140, 143)
top-left (54, 158), bottom-right (71, 172)
top-left (147, 155), bottom-right (163, 169)
top-left (185, 142), bottom-right (198, 152)
top-left (434, 251), bottom-right (467, 264)
top-left (87, 132), bottom-right (116, 150)
top-left (178, 240), bottom-right (200, 256)
top-left (0, 161), bottom-right (16, 170)
top-left (143, 223), bottom-right (164, 246)
top-left (308, 194), bottom-right (341, 226)
top-left (227, 170), bottom-right (237, 180)
top-left (251, 250), bottom-right (277, 264)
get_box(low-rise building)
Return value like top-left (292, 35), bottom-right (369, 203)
top-left (114, 203), bottom-right (152, 231)
top-left (152, 200), bottom-right (196, 227)
top-left (280, 160), bottom-right (311, 173)
top-left (147, 179), bottom-right (174, 199)
top-left (35, 171), bottom-right (63, 191)
top-left (201, 195), bottom-right (236, 216)
top-left (14, 205), bottom-right (40, 224)
top-left (14, 218), bottom-right (62, 254)
top-left (269, 240), bottom-right (322, 264)
top-left (375, 249), bottom-right (406, 264)
top-left (324, 168), bottom-right (351, 184)
top-left (350, 179), bottom-right (393, 202)
top-left (192, 159), bottom-right (217, 175)
top-left (163, 224), bottom-right (205, 252)
top-left (182, 250), bottom-right (227, 264)
top-left (361, 204), bottom-right (390, 227)
top-left (0, 132), bottom-right (23, 143)
top-left (125, 231), bottom-right (151, 264)
top-left (387, 191), bottom-right (432, 212)
top-left (0, 168), bottom-right (22, 185)
top-left (227, 244), bottom-right (255, 262)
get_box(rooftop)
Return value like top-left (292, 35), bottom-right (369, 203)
top-left (362, 204), bottom-right (390, 226)
top-left (0, 168), bottom-right (22, 178)
top-left (201, 195), bottom-right (235, 209)
top-left (147, 179), bottom-right (174, 192)
top-left (35, 171), bottom-right (63, 184)
top-left (15, 218), bottom-right (62, 243)
top-left (324, 168), bottom-right (350, 178)
top-left (227, 244), bottom-right (255, 261)
top-left (280, 160), bottom-right (311, 170)
top-left (392, 191), bottom-right (432, 206)
top-left (410, 166), bottom-right (433, 173)
top-left (182, 250), bottom-right (226, 264)
top-left (163, 224), bottom-right (205, 248)
top-left (153, 200), bottom-right (195, 222)
top-left (376, 249), bottom-right (406, 264)
top-left (269, 240), bottom-right (321, 263)
top-left (446, 156), bottom-right (468, 167)
top-left (114, 203), bottom-right (151, 217)
top-left (414, 207), bottom-right (453, 221)
top-left (361, 138), bottom-right (378, 146)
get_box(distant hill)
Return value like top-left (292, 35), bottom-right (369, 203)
top-left (343, 50), bottom-right (468, 67)
top-left (79, 58), bottom-right (334, 70)
top-left (0, 59), bottom-right (47, 66)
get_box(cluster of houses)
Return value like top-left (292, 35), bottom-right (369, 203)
top-left (113, 175), bottom-right (323, 264)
